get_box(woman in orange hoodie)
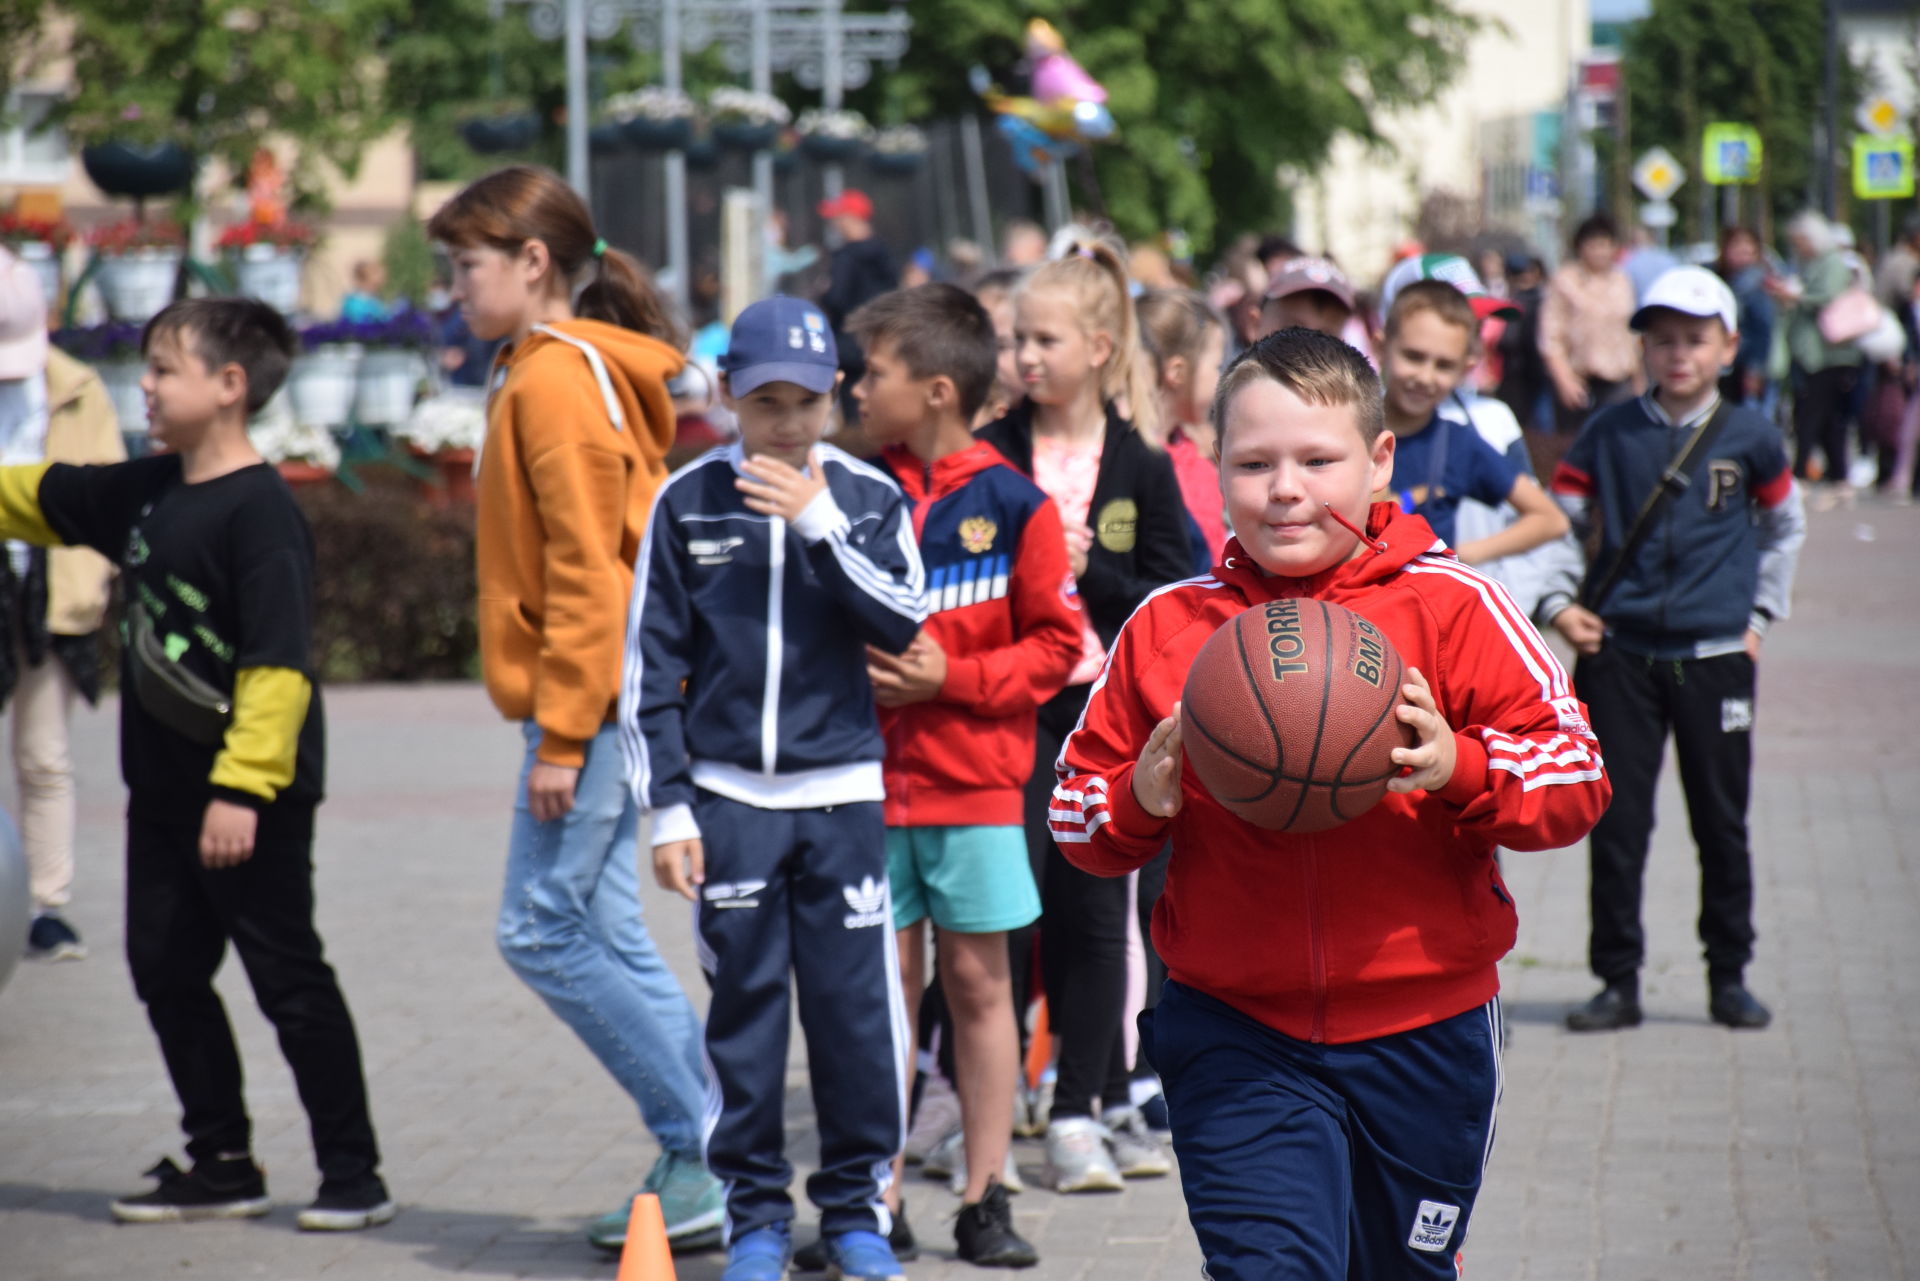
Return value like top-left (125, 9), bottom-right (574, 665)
top-left (427, 167), bottom-right (723, 1251)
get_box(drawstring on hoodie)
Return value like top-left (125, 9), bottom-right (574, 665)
top-left (1322, 502), bottom-right (1389, 555)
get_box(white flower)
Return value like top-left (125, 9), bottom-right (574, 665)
top-left (249, 395), bottom-right (342, 469)
top-left (796, 108), bottom-right (872, 141)
top-left (708, 87), bottom-right (791, 126)
top-left (395, 389), bottom-right (489, 454)
top-left (604, 86), bottom-right (696, 122)
top-left (872, 125), bottom-right (928, 156)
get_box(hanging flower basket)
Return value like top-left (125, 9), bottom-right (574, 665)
top-left (460, 114), bottom-right (541, 155)
top-left (589, 123), bottom-right (628, 155)
top-left (354, 349), bottom-right (428, 426)
top-left (231, 245), bottom-right (304, 314)
top-left (607, 88), bottom-right (697, 151)
top-left (95, 358), bottom-right (148, 436)
top-left (96, 250), bottom-right (182, 324)
top-left (623, 116), bottom-right (695, 151)
top-left (79, 141), bottom-right (195, 199)
top-left (867, 125), bottom-right (928, 176)
top-left (12, 240), bottom-right (61, 307)
top-left (708, 89), bottom-right (791, 152)
top-left (288, 345), bottom-right (361, 431)
top-left (713, 121), bottom-right (782, 152)
top-left (797, 109), bottom-right (872, 163)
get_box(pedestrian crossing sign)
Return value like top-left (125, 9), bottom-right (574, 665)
top-left (1703, 123), bottom-right (1762, 185)
top-left (1853, 135), bottom-right (1914, 200)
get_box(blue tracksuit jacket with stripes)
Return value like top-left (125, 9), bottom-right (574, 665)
top-left (620, 441), bottom-right (927, 845)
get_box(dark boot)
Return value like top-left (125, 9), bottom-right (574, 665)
top-left (1565, 979), bottom-right (1642, 1032)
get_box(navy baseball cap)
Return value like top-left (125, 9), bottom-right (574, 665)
top-left (719, 295), bottom-right (839, 395)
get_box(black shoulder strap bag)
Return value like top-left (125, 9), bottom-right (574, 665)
top-left (1580, 400), bottom-right (1733, 614)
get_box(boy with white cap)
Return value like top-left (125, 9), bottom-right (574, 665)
top-left (1541, 266), bottom-right (1806, 1033)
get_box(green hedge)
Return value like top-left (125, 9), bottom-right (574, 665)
top-left (295, 465), bottom-right (480, 683)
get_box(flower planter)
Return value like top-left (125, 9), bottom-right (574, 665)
top-left (589, 123), bottom-right (628, 156)
top-left (623, 117), bottom-right (695, 152)
top-left (800, 134), bottom-right (866, 163)
top-left (13, 241), bottom-right (60, 307)
top-left (96, 250), bottom-right (182, 324)
top-left (232, 245), bottom-right (304, 314)
top-left (409, 445), bottom-right (478, 508)
top-left (95, 359), bottom-right (148, 436)
top-left (461, 114), bottom-right (541, 154)
top-left (354, 350), bottom-right (427, 427)
top-left (276, 460), bottom-right (334, 487)
top-left (867, 151), bottom-right (926, 177)
top-left (288, 345), bottom-right (362, 431)
top-left (714, 121), bottom-right (782, 152)
top-left (80, 141), bottom-right (196, 199)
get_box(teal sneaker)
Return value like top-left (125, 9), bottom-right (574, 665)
top-left (723, 1223), bottom-right (792, 1281)
top-left (586, 1151), bottom-right (724, 1253)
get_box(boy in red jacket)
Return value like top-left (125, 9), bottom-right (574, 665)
top-left (1050, 328), bottom-right (1610, 1279)
top-left (850, 285), bottom-right (1081, 1267)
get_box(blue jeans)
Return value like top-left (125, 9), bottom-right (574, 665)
top-left (498, 721), bottom-right (707, 1158)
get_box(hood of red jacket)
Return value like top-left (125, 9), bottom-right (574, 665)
top-left (882, 440), bottom-right (1016, 504)
top-left (1211, 501), bottom-right (1445, 598)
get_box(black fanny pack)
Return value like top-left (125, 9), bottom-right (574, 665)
top-left (128, 601), bottom-right (233, 746)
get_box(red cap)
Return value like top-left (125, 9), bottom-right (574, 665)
top-left (817, 189), bottom-right (873, 221)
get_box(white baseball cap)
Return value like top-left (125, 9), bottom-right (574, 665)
top-left (1631, 265), bottom-right (1737, 333)
top-left (0, 247), bottom-right (47, 380)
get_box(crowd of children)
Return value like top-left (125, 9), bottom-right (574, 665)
top-left (11, 160), bottom-right (1826, 1281)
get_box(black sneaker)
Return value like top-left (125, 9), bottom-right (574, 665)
top-left (110, 1156), bottom-right (270, 1223)
top-left (1708, 982), bottom-right (1772, 1030)
top-left (792, 1201), bottom-right (919, 1271)
top-left (1565, 981), bottom-right (1642, 1032)
top-left (955, 1182), bottom-right (1037, 1268)
top-left (25, 913), bottom-right (86, 961)
top-left (297, 1173), bottom-right (397, 1231)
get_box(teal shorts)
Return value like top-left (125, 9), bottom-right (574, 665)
top-left (886, 825), bottom-right (1040, 934)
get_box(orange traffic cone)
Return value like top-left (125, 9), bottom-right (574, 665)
top-left (615, 1192), bottom-right (677, 1281)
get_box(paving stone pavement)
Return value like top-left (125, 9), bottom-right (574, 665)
top-left (1, 499), bottom-right (1916, 1281)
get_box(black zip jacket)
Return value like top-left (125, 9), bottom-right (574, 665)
top-left (976, 403), bottom-right (1195, 648)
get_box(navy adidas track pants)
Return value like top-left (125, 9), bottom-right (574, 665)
top-left (1142, 981), bottom-right (1502, 1280)
top-left (692, 790), bottom-right (909, 1240)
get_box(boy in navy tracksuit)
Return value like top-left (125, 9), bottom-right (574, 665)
top-left (621, 295), bottom-right (925, 1281)
top-left (1543, 266), bottom-right (1806, 1033)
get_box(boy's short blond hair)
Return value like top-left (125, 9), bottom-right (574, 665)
top-left (1213, 327), bottom-right (1385, 447)
top-left (1382, 279), bottom-right (1478, 344)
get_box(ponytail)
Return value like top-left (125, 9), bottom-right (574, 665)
top-left (1021, 227), bottom-right (1163, 447)
top-left (427, 164), bottom-right (684, 349)
top-left (578, 247), bottom-right (686, 349)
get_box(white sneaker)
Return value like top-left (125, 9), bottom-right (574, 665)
top-left (1103, 1106), bottom-right (1173, 1178)
top-left (1045, 1118), bottom-right (1124, 1193)
top-left (921, 1127), bottom-right (963, 1181)
top-left (904, 1074), bottom-right (962, 1165)
top-left (1013, 1079), bottom-right (1053, 1138)
top-left (944, 1142), bottom-right (1025, 1196)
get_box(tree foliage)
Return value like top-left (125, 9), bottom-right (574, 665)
top-left (1622, 0), bottom-right (1856, 243)
top-left (860, 0), bottom-right (1483, 254)
top-left (58, 0), bottom-right (402, 208)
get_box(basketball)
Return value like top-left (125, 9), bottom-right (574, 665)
top-left (1179, 599), bottom-right (1414, 833)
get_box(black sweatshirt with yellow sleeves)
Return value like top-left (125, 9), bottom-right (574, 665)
top-left (0, 456), bottom-right (322, 819)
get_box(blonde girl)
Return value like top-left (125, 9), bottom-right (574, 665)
top-left (1138, 288), bottom-right (1230, 559)
top-left (976, 230), bottom-right (1190, 1194)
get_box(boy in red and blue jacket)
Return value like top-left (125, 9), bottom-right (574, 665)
top-left (850, 285), bottom-right (1080, 1267)
top-left (1049, 328), bottom-right (1610, 1280)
